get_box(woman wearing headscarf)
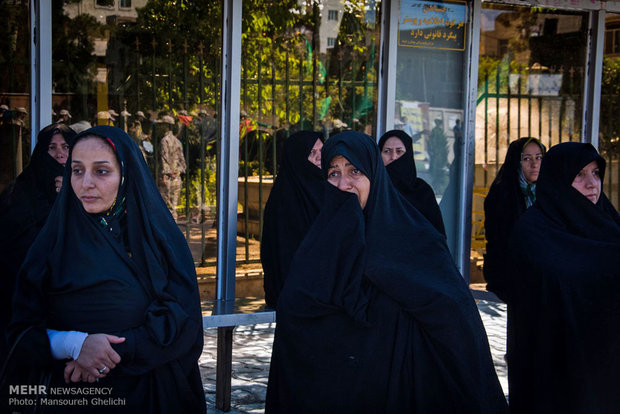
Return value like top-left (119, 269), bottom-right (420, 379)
top-left (378, 129), bottom-right (445, 235)
top-left (261, 130), bottom-right (324, 309)
top-left (483, 137), bottom-right (545, 301)
top-left (6, 126), bottom-right (205, 413)
top-left (507, 142), bottom-right (620, 413)
top-left (266, 131), bottom-right (507, 413)
top-left (0, 123), bottom-right (76, 361)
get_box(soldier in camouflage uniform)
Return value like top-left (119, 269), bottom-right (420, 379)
top-left (158, 115), bottom-right (186, 220)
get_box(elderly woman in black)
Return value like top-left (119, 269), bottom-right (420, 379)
top-left (261, 131), bottom-right (324, 309)
top-left (266, 131), bottom-right (506, 413)
top-left (0, 123), bottom-right (76, 360)
top-left (6, 126), bottom-right (205, 413)
top-left (483, 137), bottom-right (545, 301)
top-left (378, 129), bottom-right (445, 235)
top-left (508, 142), bottom-right (620, 413)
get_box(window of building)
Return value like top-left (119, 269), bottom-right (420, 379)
top-left (328, 10), bottom-right (338, 21)
top-left (327, 37), bottom-right (336, 48)
top-left (604, 27), bottom-right (620, 55)
top-left (95, 0), bottom-right (115, 7)
top-left (120, 0), bottom-right (132, 9)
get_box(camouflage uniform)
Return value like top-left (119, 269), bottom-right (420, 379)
top-left (159, 130), bottom-right (186, 219)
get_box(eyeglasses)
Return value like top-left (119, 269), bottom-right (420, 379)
top-left (521, 155), bottom-right (543, 163)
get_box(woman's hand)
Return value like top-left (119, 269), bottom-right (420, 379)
top-left (75, 333), bottom-right (125, 379)
top-left (64, 360), bottom-right (97, 383)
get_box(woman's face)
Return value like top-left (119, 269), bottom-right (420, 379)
top-left (571, 160), bottom-right (601, 204)
top-left (48, 133), bottom-right (70, 166)
top-left (308, 138), bottom-right (323, 168)
top-left (520, 142), bottom-right (543, 184)
top-left (381, 137), bottom-right (406, 166)
top-left (327, 155), bottom-right (370, 209)
top-left (70, 137), bottom-right (121, 214)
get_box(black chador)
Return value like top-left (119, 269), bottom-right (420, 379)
top-left (378, 129), bottom-right (446, 236)
top-left (483, 137), bottom-right (545, 301)
top-left (0, 123), bottom-right (75, 360)
top-left (261, 131), bottom-right (325, 309)
top-left (266, 131), bottom-right (507, 413)
top-left (508, 142), bottom-right (620, 413)
top-left (6, 126), bottom-right (205, 413)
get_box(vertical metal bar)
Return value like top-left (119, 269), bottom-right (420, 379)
top-left (285, 46), bottom-right (290, 129)
top-left (215, 0), bottom-right (241, 306)
top-left (582, 10), bottom-right (605, 147)
top-left (244, 122), bottom-right (249, 263)
top-left (299, 50), bottom-right (303, 125)
top-left (495, 63), bottom-right (499, 173)
top-left (152, 39), bottom-right (159, 181)
top-left (258, 57), bottom-right (264, 243)
top-left (484, 73), bottom-right (488, 186)
top-left (527, 82), bottom-right (532, 137)
top-left (183, 41), bottom-right (190, 238)
top-left (538, 97), bottom-right (542, 138)
top-left (548, 99), bottom-right (552, 147)
top-left (312, 4), bottom-right (318, 129)
top-left (31, 0), bottom-right (53, 150)
top-left (339, 52), bottom-right (344, 124)
top-left (518, 76), bottom-right (522, 138)
top-left (507, 56), bottom-right (511, 147)
top-left (199, 44), bottom-right (206, 267)
top-left (243, 54), bottom-right (249, 263)
top-left (351, 64), bottom-right (357, 129)
top-left (168, 40), bottom-right (173, 110)
top-left (617, 153), bottom-right (620, 208)
top-left (458, 0), bottom-right (482, 280)
top-left (215, 326), bottom-right (234, 412)
top-left (136, 39), bottom-right (141, 113)
top-left (271, 50), bottom-right (277, 176)
top-left (559, 98), bottom-right (564, 143)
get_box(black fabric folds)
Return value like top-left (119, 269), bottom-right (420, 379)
top-left (378, 129), bottom-right (446, 236)
top-left (0, 123), bottom-right (76, 360)
top-left (261, 130), bottom-right (325, 308)
top-left (266, 131), bottom-right (507, 413)
top-left (6, 126), bottom-right (205, 413)
top-left (507, 142), bottom-right (620, 413)
top-left (483, 137), bottom-right (545, 301)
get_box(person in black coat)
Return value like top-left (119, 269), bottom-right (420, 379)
top-left (483, 137), bottom-right (545, 301)
top-left (0, 123), bottom-right (76, 362)
top-left (261, 131), bottom-right (324, 309)
top-left (266, 131), bottom-right (507, 413)
top-left (507, 142), bottom-right (620, 413)
top-left (5, 126), bottom-right (205, 413)
top-left (378, 129), bottom-right (446, 236)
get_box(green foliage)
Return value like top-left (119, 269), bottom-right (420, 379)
top-left (239, 160), bottom-right (271, 177)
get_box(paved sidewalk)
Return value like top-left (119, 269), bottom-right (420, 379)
top-left (199, 300), bottom-right (509, 413)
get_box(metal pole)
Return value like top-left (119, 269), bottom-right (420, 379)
top-left (215, 0), bottom-right (241, 306)
top-left (31, 0), bottom-right (53, 151)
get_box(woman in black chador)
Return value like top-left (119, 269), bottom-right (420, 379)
top-left (483, 137), bottom-right (545, 301)
top-left (508, 142), bottom-right (620, 413)
top-left (0, 123), bottom-right (76, 360)
top-left (266, 131), bottom-right (507, 413)
top-left (261, 131), bottom-right (324, 309)
top-left (378, 129), bottom-right (445, 235)
top-left (6, 126), bottom-right (205, 413)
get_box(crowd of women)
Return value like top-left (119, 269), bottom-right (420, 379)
top-left (1, 120), bottom-right (618, 413)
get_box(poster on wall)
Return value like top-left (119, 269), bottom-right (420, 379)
top-left (399, 0), bottom-right (467, 51)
